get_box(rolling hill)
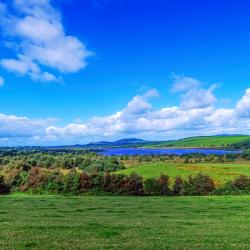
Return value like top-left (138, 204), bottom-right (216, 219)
top-left (147, 135), bottom-right (250, 149)
top-left (82, 135), bottom-right (250, 149)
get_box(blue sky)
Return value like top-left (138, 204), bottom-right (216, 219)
top-left (0, 0), bottom-right (250, 145)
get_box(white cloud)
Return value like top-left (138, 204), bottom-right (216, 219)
top-left (171, 76), bottom-right (201, 93)
top-left (0, 76), bottom-right (4, 87)
top-left (1, 55), bottom-right (57, 82)
top-left (43, 81), bottom-right (250, 142)
top-left (0, 0), bottom-right (92, 82)
top-left (180, 85), bottom-right (217, 110)
top-left (236, 89), bottom-right (250, 117)
top-left (0, 78), bottom-right (250, 145)
top-left (0, 113), bottom-right (53, 138)
top-left (170, 76), bottom-right (217, 110)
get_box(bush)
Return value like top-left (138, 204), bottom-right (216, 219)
top-left (79, 172), bottom-right (91, 192)
top-left (213, 181), bottom-right (241, 195)
top-left (172, 176), bottom-right (184, 195)
top-left (102, 172), bottom-right (112, 192)
top-left (232, 175), bottom-right (250, 191)
top-left (144, 174), bottom-right (170, 195)
top-left (0, 175), bottom-right (10, 195)
top-left (122, 173), bottom-right (144, 196)
top-left (63, 168), bottom-right (80, 194)
top-left (19, 167), bottom-right (47, 192)
top-left (110, 174), bottom-right (127, 194)
top-left (44, 171), bottom-right (64, 194)
top-left (144, 178), bottom-right (158, 195)
top-left (89, 172), bottom-right (104, 190)
top-left (176, 173), bottom-right (215, 196)
top-left (215, 175), bottom-right (250, 195)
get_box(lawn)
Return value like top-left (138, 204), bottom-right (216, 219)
top-left (117, 162), bottom-right (250, 185)
top-left (1, 194), bottom-right (250, 249)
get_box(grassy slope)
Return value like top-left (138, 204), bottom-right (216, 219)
top-left (117, 162), bottom-right (250, 185)
top-left (147, 135), bottom-right (250, 148)
top-left (1, 194), bottom-right (250, 249)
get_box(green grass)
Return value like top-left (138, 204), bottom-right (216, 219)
top-left (117, 162), bottom-right (250, 185)
top-left (1, 194), bottom-right (250, 249)
top-left (147, 135), bottom-right (250, 148)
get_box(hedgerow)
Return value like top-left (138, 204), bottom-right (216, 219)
top-left (2, 167), bottom-right (250, 196)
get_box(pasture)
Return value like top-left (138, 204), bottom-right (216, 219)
top-left (1, 194), bottom-right (250, 249)
top-left (117, 162), bottom-right (250, 185)
top-left (148, 135), bottom-right (250, 148)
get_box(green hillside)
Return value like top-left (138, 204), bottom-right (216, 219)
top-left (117, 162), bottom-right (250, 185)
top-left (148, 135), bottom-right (250, 148)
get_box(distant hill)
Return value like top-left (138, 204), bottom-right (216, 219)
top-left (7, 135), bottom-right (249, 150)
top-left (84, 138), bottom-right (148, 148)
top-left (76, 135), bottom-right (250, 149)
top-left (147, 135), bottom-right (250, 149)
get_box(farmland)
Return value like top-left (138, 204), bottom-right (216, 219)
top-left (147, 135), bottom-right (250, 148)
top-left (1, 194), bottom-right (250, 249)
top-left (117, 162), bottom-right (250, 185)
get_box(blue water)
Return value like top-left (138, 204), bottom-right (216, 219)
top-left (99, 148), bottom-right (242, 156)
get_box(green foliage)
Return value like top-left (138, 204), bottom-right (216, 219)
top-left (63, 168), bottom-right (80, 194)
top-left (0, 175), bottom-right (10, 194)
top-left (172, 176), bottom-right (183, 195)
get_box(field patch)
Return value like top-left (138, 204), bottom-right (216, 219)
top-left (1, 195), bottom-right (250, 249)
top-left (117, 162), bottom-right (250, 184)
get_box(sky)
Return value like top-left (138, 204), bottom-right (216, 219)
top-left (0, 0), bottom-right (250, 145)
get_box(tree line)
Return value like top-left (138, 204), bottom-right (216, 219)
top-left (1, 166), bottom-right (250, 196)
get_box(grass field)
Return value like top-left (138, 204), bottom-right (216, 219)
top-left (148, 135), bottom-right (250, 148)
top-left (117, 162), bottom-right (250, 185)
top-left (1, 194), bottom-right (250, 249)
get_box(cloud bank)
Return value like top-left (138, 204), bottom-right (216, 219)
top-left (0, 0), bottom-right (92, 82)
top-left (0, 76), bottom-right (249, 145)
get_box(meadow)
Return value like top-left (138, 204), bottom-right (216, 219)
top-left (147, 135), bottom-right (250, 148)
top-left (1, 194), bottom-right (250, 249)
top-left (117, 162), bottom-right (250, 185)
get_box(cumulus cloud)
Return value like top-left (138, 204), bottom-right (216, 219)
top-left (43, 82), bottom-right (250, 142)
top-left (180, 85), bottom-right (217, 110)
top-left (0, 0), bottom-right (92, 82)
top-left (236, 89), bottom-right (250, 117)
top-left (171, 76), bottom-right (217, 110)
top-left (0, 113), bottom-right (54, 138)
top-left (0, 76), bottom-right (4, 87)
top-left (171, 75), bottom-right (201, 92)
top-left (0, 78), bottom-right (250, 145)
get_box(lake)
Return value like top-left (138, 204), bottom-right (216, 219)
top-left (98, 148), bottom-right (242, 156)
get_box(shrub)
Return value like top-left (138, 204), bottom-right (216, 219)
top-left (172, 176), bottom-right (184, 195)
top-left (27, 167), bottom-right (47, 190)
top-left (157, 174), bottom-right (170, 195)
top-left (0, 175), bottom-right (10, 195)
top-left (180, 173), bottom-right (215, 195)
top-left (79, 172), bottom-right (91, 192)
top-left (144, 178), bottom-right (158, 195)
top-left (122, 173), bottom-right (144, 196)
top-left (102, 172), bottom-right (112, 192)
top-left (44, 171), bottom-right (64, 194)
top-left (213, 181), bottom-right (241, 195)
top-left (63, 168), bottom-right (80, 194)
top-left (232, 175), bottom-right (250, 191)
top-left (4, 168), bottom-right (22, 187)
top-left (89, 172), bottom-right (104, 190)
top-left (144, 174), bottom-right (170, 195)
